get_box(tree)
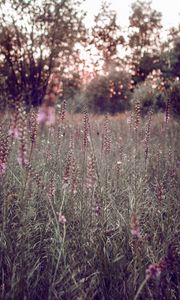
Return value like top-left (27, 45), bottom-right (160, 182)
top-left (135, 52), bottom-right (161, 82)
top-left (85, 70), bottom-right (132, 114)
top-left (91, 1), bottom-right (125, 74)
top-left (62, 73), bottom-right (81, 99)
top-left (0, 0), bottom-right (86, 110)
top-left (128, 0), bottom-right (162, 84)
top-left (159, 24), bottom-right (180, 116)
top-left (160, 25), bottom-right (180, 79)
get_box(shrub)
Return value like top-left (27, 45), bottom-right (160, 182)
top-left (85, 70), bottom-right (132, 114)
top-left (131, 81), bottom-right (166, 116)
top-left (168, 79), bottom-right (180, 116)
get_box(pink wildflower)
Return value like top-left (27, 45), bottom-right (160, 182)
top-left (127, 117), bottom-right (131, 124)
top-left (37, 110), bottom-right (47, 124)
top-left (57, 213), bottom-right (66, 225)
top-left (146, 259), bottom-right (166, 280)
top-left (131, 228), bottom-right (141, 238)
top-left (94, 205), bottom-right (101, 216)
top-left (146, 263), bottom-right (161, 279)
top-left (0, 162), bottom-right (6, 176)
top-left (9, 127), bottom-right (19, 139)
top-left (46, 107), bottom-right (55, 126)
top-left (37, 106), bottom-right (55, 126)
top-left (17, 155), bottom-right (28, 167)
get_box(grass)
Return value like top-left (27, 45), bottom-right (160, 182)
top-left (0, 108), bottom-right (179, 300)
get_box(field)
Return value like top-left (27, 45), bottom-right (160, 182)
top-left (0, 108), bottom-right (179, 300)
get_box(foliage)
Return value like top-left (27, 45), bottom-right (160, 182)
top-left (0, 0), bottom-right (86, 109)
top-left (92, 1), bottom-right (125, 73)
top-left (168, 79), bottom-right (180, 116)
top-left (131, 81), bottom-right (166, 115)
top-left (134, 52), bottom-right (161, 83)
top-left (0, 0), bottom-right (179, 117)
top-left (128, 0), bottom-right (162, 84)
top-left (85, 70), bottom-right (132, 114)
top-left (60, 72), bottom-right (82, 112)
top-left (160, 26), bottom-right (180, 80)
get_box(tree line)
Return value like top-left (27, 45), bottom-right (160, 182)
top-left (0, 0), bottom-right (179, 115)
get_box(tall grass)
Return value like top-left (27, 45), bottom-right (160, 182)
top-left (0, 108), bottom-right (179, 300)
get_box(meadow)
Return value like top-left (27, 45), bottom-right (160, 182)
top-left (0, 106), bottom-right (179, 300)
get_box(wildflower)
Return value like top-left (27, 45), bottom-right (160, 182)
top-left (17, 155), bottom-right (28, 167)
top-left (71, 158), bottom-right (78, 195)
top-left (47, 175), bottom-right (56, 199)
top-left (127, 117), bottom-right (131, 124)
top-left (37, 106), bottom-right (55, 126)
top-left (83, 110), bottom-right (90, 148)
top-left (86, 154), bottom-right (97, 191)
top-left (130, 212), bottom-right (141, 238)
top-left (30, 110), bottom-right (38, 144)
top-left (93, 205), bottom-right (101, 216)
top-left (0, 127), bottom-right (10, 176)
top-left (164, 98), bottom-right (170, 124)
top-left (156, 181), bottom-right (165, 202)
top-left (17, 110), bottom-right (28, 168)
top-left (131, 228), bottom-right (141, 238)
top-left (144, 109), bottom-right (153, 162)
top-left (9, 127), bottom-right (19, 139)
top-left (61, 99), bottom-right (66, 122)
top-left (146, 264), bottom-right (161, 279)
top-left (46, 107), bottom-right (55, 126)
top-left (0, 162), bottom-right (6, 176)
top-left (63, 149), bottom-right (72, 188)
top-left (57, 213), bottom-right (66, 225)
top-left (103, 114), bottom-right (111, 154)
top-left (146, 259), bottom-right (166, 279)
top-left (134, 100), bottom-right (141, 133)
top-left (37, 109), bottom-right (47, 124)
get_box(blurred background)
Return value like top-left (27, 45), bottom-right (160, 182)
top-left (0, 0), bottom-right (179, 116)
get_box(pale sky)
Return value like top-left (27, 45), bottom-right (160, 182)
top-left (81, 0), bottom-right (180, 31)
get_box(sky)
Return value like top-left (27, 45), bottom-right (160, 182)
top-left (81, 0), bottom-right (180, 31)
